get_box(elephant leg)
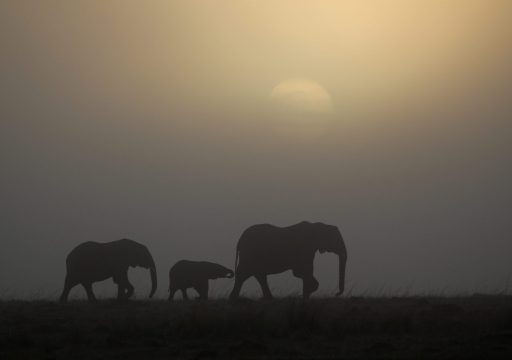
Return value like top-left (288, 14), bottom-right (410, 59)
top-left (293, 264), bottom-right (318, 299)
top-left (60, 275), bottom-right (75, 302)
top-left (114, 270), bottom-right (133, 300)
top-left (181, 288), bottom-right (189, 301)
top-left (83, 282), bottom-right (96, 302)
top-left (116, 283), bottom-right (134, 300)
top-left (229, 271), bottom-right (251, 300)
top-left (255, 274), bottom-right (273, 300)
top-left (114, 274), bottom-right (125, 299)
top-left (194, 280), bottom-right (209, 300)
top-left (302, 276), bottom-right (319, 299)
top-left (168, 285), bottom-right (178, 301)
top-left (116, 283), bottom-right (126, 300)
top-left (124, 281), bottom-right (134, 299)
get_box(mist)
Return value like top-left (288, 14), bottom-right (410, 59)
top-left (1, 1), bottom-right (511, 299)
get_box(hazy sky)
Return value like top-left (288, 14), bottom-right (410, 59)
top-left (1, 1), bottom-right (511, 299)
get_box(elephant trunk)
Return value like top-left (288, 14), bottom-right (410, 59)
top-left (336, 251), bottom-right (347, 296)
top-left (148, 257), bottom-right (157, 298)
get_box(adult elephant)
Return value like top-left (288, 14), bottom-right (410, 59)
top-left (60, 239), bottom-right (157, 302)
top-left (229, 221), bottom-right (347, 300)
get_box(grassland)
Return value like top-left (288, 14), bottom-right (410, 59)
top-left (1, 295), bottom-right (512, 359)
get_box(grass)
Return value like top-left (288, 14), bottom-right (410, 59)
top-left (1, 295), bottom-right (512, 359)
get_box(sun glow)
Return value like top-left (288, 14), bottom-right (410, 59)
top-left (270, 79), bottom-right (332, 115)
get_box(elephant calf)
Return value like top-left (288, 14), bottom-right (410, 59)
top-left (168, 260), bottom-right (234, 301)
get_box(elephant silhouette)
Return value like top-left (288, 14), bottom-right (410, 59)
top-left (60, 239), bottom-right (157, 302)
top-left (229, 221), bottom-right (347, 300)
top-left (168, 260), bottom-right (234, 300)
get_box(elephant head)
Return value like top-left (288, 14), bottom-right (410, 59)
top-left (126, 240), bottom-right (158, 298)
top-left (206, 263), bottom-right (234, 280)
top-left (314, 223), bottom-right (347, 296)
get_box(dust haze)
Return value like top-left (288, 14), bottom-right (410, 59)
top-left (1, 1), bottom-right (511, 299)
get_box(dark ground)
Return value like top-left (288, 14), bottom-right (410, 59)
top-left (1, 296), bottom-right (512, 359)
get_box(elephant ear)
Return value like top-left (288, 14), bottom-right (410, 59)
top-left (117, 239), bottom-right (139, 267)
top-left (314, 223), bottom-right (333, 252)
top-left (128, 247), bottom-right (142, 267)
top-left (127, 241), bottom-right (151, 268)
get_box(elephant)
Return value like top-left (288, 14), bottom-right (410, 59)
top-left (60, 238), bottom-right (157, 302)
top-left (168, 260), bottom-right (234, 300)
top-left (229, 221), bottom-right (347, 300)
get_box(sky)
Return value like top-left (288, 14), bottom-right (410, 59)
top-left (1, 1), bottom-right (511, 299)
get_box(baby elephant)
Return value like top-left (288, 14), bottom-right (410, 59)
top-left (169, 260), bottom-right (234, 300)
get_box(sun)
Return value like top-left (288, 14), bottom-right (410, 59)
top-left (270, 79), bottom-right (333, 122)
top-left (268, 79), bottom-right (333, 139)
